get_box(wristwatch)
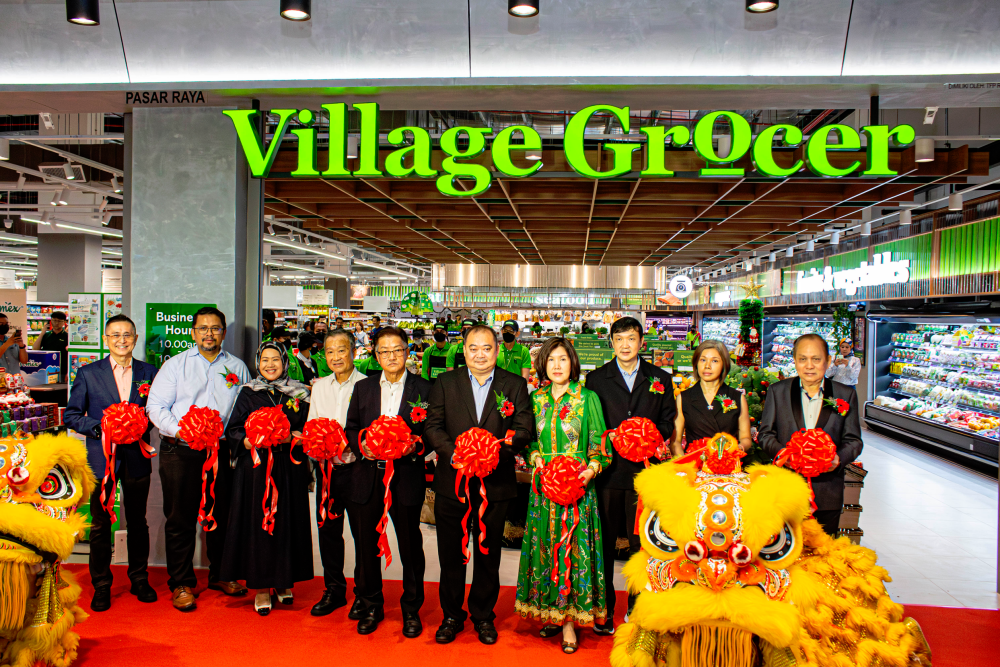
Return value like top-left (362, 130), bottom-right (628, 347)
top-left (93, 425), bottom-right (101, 439)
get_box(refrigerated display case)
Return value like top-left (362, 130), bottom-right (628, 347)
top-left (763, 316), bottom-right (837, 376)
top-left (701, 317), bottom-right (739, 351)
top-left (865, 315), bottom-right (1000, 464)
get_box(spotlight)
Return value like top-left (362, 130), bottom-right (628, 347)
top-left (948, 192), bottom-right (963, 211)
top-left (525, 149), bottom-right (542, 161)
top-left (806, 240), bottom-right (815, 252)
top-left (62, 163), bottom-right (76, 180)
top-left (50, 190), bottom-right (61, 207)
top-left (785, 247), bottom-right (794, 258)
top-left (508, 0), bottom-right (539, 17)
top-left (42, 212), bottom-right (51, 224)
top-left (861, 222), bottom-right (872, 236)
top-left (268, 224), bottom-right (275, 235)
top-left (111, 175), bottom-right (122, 193)
top-left (346, 135), bottom-right (359, 159)
top-left (899, 210), bottom-right (912, 227)
top-left (57, 190), bottom-right (68, 205)
top-left (915, 137), bottom-right (935, 162)
top-left (830, 231), bottom-right (841, 245)
top-left (3, 217), bottom-right (12, 230)
top-left (0, 138), bottom-right (8, 161)
top-left (768, 251), bottom-right (776, 263)
top-left (280, 0), bottom-right (311, 21)
top-left (746, 0), bottom-right (778, 13)
top-left (16, 174), bottom-right (25, 189)
top-left (66, 0), bottom-right (100, 25)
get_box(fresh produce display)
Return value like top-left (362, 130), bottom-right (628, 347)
top-left (700, 317), bottom-right (738, 352)
top-left (767, 320), bottom-right (837, 377)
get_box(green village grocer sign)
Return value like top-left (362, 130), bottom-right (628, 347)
top-left (225, 104), bottom-right (916, 198)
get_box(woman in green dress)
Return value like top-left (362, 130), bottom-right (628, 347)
top-left (515, 338), bottom-right (610, 654)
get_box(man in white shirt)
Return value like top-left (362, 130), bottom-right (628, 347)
top-left (307, 329), bottom-right (366, 618)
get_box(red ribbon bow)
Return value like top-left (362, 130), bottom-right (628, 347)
top-left (775, 428), bottom-right (837, 512)
top-left (100, 402), bottom-right (152, 523)
top-left (535, 455), bottom-right (587, 595)
top-left (299, 418), bottom-right (349, 527)
top-left (452, 427), bottom-right (513, 563)
top-left (245, 406), bottom-right (292, 535)
top-left (601, 416), bottom-right (663, 465)
top-left (360, 415), bottom-right (421, 567)
top-left (177, 406), bottom-right (225, 531)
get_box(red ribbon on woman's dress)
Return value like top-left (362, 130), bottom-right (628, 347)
top-left (100, 402), bottom-right (151, 523)
top-left (245, 406), bottom-right (291, 535)
top-left (360, 415), bottom-right (421, 567)
top-left (538, 455), bottom-right (587, 596)
top-left (452, 428), bottom-right (513, 563)
top-left (177, 406), bottom-right (225, 531)
top-left (774, 428), bottom-right (837, 512)
top-left (298, 418), bottom-right (348, 527)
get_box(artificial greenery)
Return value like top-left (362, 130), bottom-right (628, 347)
top-left (832, 304), bottom-right (854, 345)
top-left (736, 297), bottom-right (764, 366)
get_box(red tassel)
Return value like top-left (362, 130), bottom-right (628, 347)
top-left (477, 481), bottom-right (489, 556)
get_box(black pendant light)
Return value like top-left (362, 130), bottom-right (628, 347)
top-left (280, 0), bottom-right (311, 21)
top-left (508, 0), bottom-right (539, 18)
top-left (66, 0), bottom-right (100, 26)
top-left (745, 0), bottom-right (778, 12)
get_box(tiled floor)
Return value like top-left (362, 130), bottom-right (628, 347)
top-left (71, 427), bottom-right (999, 609)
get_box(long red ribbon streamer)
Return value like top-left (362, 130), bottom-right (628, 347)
top-left (100, 402), bottom-right (150, 523)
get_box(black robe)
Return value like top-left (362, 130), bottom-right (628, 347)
top-left (220, 387), bottom-right (313, 590)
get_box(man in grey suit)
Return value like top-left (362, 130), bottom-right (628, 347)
top-left (758, 333), bottom-right (864, 536)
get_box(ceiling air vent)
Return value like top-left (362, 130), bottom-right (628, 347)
top-left (38, 163), bottom-right (87, 183)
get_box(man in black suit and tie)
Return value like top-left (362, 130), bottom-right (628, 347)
top-left (424, 325), bottom-right (534, 646)
top-left (344, 326), bottom-right (432, 638)
top-left (64, 314), bottom-right (158, 612)
top-left (758, 333), bottom-right (864, 536)
top-left (585, 316), bottom-right (676, 634)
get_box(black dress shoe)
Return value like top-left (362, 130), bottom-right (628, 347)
top-left (402, 612), bottom-right (422, 638)
top-left (474, 620), bottom-right (498, 645)
top-left (91, 586), bottom-right (111, 612)
top-left (347, 598), bottom-right (365, 620)
top-left (311, 589), bottom-right (347, 617)
top-left (357, 607), bottom-right (384, 635)
top-left (435, 617), bottom-right (464, 644)
top-left (130, 580), bottom-right (158, 603)
top-left (593, 620), bottom-right (615, 636)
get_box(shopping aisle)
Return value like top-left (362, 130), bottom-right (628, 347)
top-left (856, 429), bottom-right (998, 609)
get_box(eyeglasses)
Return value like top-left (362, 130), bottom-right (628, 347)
top-left (106, 333), bottom-right (135, 341)
top-left (377, 347), bottom-right (408, 358)
top-left (194, 326), bottom-right (225, 335)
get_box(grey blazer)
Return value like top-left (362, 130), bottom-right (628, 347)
top-left (757, 377), bottom-right (864, 512)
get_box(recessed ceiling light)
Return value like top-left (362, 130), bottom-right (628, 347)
top-left (508, 0), bottom-right (539, 17)
top-left (746, 0), bottom-right (778, 13)
top-left (66, 0), bottom-right (100, 25)
top-left (280, 0), bottom-right (311, 21)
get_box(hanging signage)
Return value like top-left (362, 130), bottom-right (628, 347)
top-left (796, 252), bottom-right (911, 296)
top-left (225, 104), bottom-right (916, 198)
top-left (668, 274), bottom-right (693, 299)
top-left (145, 302), bottom-right (216, 368)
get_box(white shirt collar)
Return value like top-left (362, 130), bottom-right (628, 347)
top-left (380, 370), bottom-right (407, 387)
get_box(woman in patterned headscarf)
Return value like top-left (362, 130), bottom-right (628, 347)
top-left (220, 341), bottom-right (313, 616)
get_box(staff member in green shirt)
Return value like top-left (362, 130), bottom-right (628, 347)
top-left (445, 318), bottom-right (475, 371)
top-left (497, 320), bottom-right (531, 380)
top-left (422, 323), bottom-right (451, 381)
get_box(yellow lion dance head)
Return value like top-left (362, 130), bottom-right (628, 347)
top-left (0, 432), bottom-right (95, 667)
top-left (612, 439), bottom-right (931, 667)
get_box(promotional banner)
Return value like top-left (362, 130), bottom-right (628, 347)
top-left (0, 288), bottom-right (28, 345)
top-left (145, 302), bottom-right (216, 368)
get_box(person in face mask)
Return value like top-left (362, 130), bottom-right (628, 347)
top-left (422, 323), bottom-right (451, 382)
top-left (0, 313), bottom-right (28, 378)
top-left (410, 328), bottom-right (429, 358)
top-left (445, 319), bottom-right (476, 372)
top-left (497, 320), bottom-right (531, 380)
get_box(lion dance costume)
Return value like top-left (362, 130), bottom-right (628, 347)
top-left (0, 433), bottom-right (95, 667)
top-left (611, 433), bottom-right (931, 667)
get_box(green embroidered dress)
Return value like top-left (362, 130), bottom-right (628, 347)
top-left (514, 381), bottom-right (610, 626)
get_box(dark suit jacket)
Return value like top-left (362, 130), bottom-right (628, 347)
top-left (758, 376), bottom-right (864, 511)
top-left (345, 371), bottom-right (433, 507)
top-left (63, 356), bottom-right (158, 480)
top-left (586, 358), bottom-right (676, 490)
top-left (424, 366), bottom-right (534, 503)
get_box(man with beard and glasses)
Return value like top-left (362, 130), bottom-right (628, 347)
top-left (146, 307), bottom-right (252, 612)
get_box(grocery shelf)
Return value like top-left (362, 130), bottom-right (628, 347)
top-left (865, 402), bottom-right (998, 463)
top-left (888, 389), bottom-right (1000, 419)
top-left (889, 373), bottom-right (1000, 397)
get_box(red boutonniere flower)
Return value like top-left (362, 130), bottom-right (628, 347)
top-left (408, 394), bottom-right (429, 423)
top-left (558, 404), bottom-right (571, 420)
top-left (649, 380), bottom-right (665, 395)
top-left (715, 395), bottom-right (737, 413)
top-left (824, 397), bottom-right (850, 416)
top-left (286, 397), bottom-right (300, 412)
top-left (494, 391), bottom-right (515, 417)
top-left (220, 366), bottom-right (240, 389)
top-left (135, 382), bottom-right (151, 398)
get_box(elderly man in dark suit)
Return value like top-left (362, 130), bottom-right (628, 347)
top-left (424, 325), bottom-right (534, 646)
top-left (64, 314), bottom-right (158, 612)
top-left (585, 316), bottom-right (675, 634)
top-left (344, 326), bottom-right (432, 638)
top-left (758, 333), bottom-right (864, 536)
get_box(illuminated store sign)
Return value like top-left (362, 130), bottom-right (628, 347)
top-left (796, 252), bottom-right (910, 296)
top-left (225, 104), bottom-right (915, 198)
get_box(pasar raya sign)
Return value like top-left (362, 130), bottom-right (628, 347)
top-left (225, 105), bottom-right (916, 198)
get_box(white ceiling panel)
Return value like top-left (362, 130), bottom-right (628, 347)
top-left (470, 0), bottom-right (853, 78)
top-left (0, 1), bottom-right (128, 84)
top-left (843, 0), bottom-right (1000, 76)
top-left (114, 0), bottom-right (470, 83)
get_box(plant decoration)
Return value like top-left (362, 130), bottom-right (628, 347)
top-left (736, 286), bottom-right (764, 368)
top-left (832, 304), bottom-right (854, 346)
top-left (559, 326), bottom-right (570, 335)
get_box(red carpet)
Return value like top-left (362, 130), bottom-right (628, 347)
top-left (65, 566), bottom-right (999, 666)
